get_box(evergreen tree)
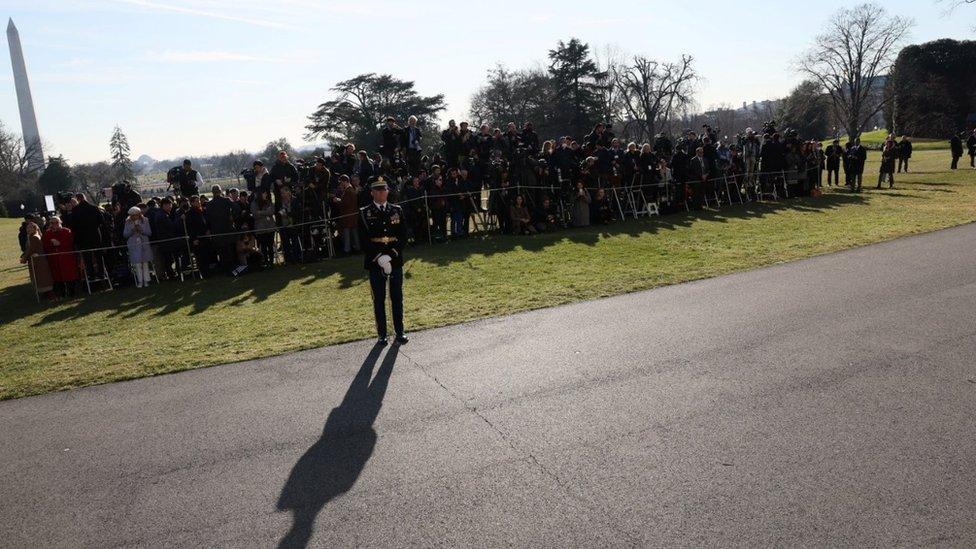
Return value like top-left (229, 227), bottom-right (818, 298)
top-left (110, 125), bottom-right (135, 183)
top-left (777, 80), bottom-right (831, 139)
top-left (547, 38), bottom-right (607, 138)
top-left (885, 39), bottom-right (976, 137)
top-left (306, 73), bottom-right (446, 152)
top-left (38, 155), bottom-right (74, 195)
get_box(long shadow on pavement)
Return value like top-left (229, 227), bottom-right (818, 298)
top-left (275, 343), bottom-right (399, 548)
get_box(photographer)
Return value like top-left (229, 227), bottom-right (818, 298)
top-left (269, 150), bottom-right (299, 205)
top-left (475, 124), bottom-right (494, 164)
top-left (441, 120), bottom-right (461, 168)
top-left (532, 196), bottom-right (560, 233)
top-left (111, 181), bottom-right (142, 213)
top-left (249, 159), bottom-right (273, 195)
top-left (381, 117), bottom-right (403, 163)
top-left (520, 122), bottom-right (539, 156)
top-left (178, 160), bottom-right (203, 197)
top-left (402, 115), bottom-right (423, 176)
top-left (653, 133), bottom-right (673, 159)
top-left (501, 122), bottom-right (521, 162)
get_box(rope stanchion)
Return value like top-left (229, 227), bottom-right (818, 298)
top-left (423, 192), bottom-right (432, 245)
top-left (29, 254), bottom-right (39, 304)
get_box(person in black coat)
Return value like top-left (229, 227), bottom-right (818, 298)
top-left (66, 193), bottom-right (106, 278)
top-left (950, 134), bottom-right (964, 169)
top-left (441, 120), bottom-right (461, 167)
top-left (688, 147), bottom-right (712, 209)
top-left (269, 150), bottom-right (300, 205)
top-left (177, 160), bottom-right (202, 197)
top-left (355, 150), bottom-right (375, 182)
top-left (381, 117), bottom-right (403, 163)
top-left (897, 136), bottom-right (912, 173)
top-left (846, 138), bottom-right (867, 192)
top-left (251, 160), bottom-right (274, 196)
top-left (520, 123), bottom-right (540, 156)
top-left (185, 195), bottom-right (211, 276)
top-left (148, 197), bottom-right (185, 278)
top-left (205, 185), bottom-right (237, 268)
top-left (670, 145), bottom-right (691, 209)
top-left (358, 177), bottom-right (409, 345)
top-left (824, 139), bottom-right (843, 186)
top-left (760, 133), bottom-right (787, 195)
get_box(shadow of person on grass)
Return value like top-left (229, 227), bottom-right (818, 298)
top-left (275, 343), bottom-right (399, 549)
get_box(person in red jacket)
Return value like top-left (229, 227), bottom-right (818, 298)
top-left (42, 216), bottom-right (81, 297)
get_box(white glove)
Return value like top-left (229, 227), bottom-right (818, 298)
top-left (377, 254), bottom-right (392, 275)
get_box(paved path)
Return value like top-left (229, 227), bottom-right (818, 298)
top-left (2, 224), bottom-right (976, 548)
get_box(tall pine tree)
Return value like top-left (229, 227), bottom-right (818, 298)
top-left (547, 38), bottom-right (607, 139)
top-left (109, 125), bottom-right (135, 183)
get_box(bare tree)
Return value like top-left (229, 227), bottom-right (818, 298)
top-left (938, 0), bottom-right (976, 29)
top-left (615, 55), bottom-right (697, 142)
top-left (0, 121), bottom-right (43, 208)
top-left (469, 65), bottom-right (551, 130)
top-left (796, 3), bottom-right (913, 139)
top-left (594, 44), bottom-right (627, 130)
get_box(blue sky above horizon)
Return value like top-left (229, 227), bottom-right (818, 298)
top-left (0, 0), bottom-right (972, 164)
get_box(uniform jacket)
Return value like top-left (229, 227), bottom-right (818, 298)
top-left (359, 201), bottom-right (407, 270)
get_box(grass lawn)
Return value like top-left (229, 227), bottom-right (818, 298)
top-left (826, 129), bottom-right (947, 151)
top-left (1, 148), bottom-right (972, 400)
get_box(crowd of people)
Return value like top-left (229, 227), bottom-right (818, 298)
top-left (16, 117), bottom-right (973, 301)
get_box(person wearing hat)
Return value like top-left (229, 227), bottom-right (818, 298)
top-left (359, 176), bottom-right (408, 345)
top-left (123, 205), bottom-right (153, 288)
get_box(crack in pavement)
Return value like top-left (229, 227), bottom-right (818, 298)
top-left (396, 347), bottom-right (642, 546)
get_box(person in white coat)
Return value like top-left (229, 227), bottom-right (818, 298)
top-left (123, 206), bottom-right (153, 287)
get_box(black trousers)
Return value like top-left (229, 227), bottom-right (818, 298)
top-left (369, 265), bottom-right (404, 338)
top-left (897, 157), bottom-right (909, 172)
top-left (951, 155), bottom-right (960, 169)
top-left (826, 168), bottom-right (839, 185)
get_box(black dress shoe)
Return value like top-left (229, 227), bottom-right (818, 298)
top-left (376, 337), bottom-right (388, 346)
top-left (394, 335), bottom-right (409, 345)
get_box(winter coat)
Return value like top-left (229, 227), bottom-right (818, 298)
top-left (42, 227), bottom-right (80, 282)
top-left (338, 186), bottom-right (360, 230)
top-left (123, 217), bottom-right (153, 263)
top-left (251, 200), bottom-right (276, 233)
top-left (22, 233), bottom-right (53, 292)
top-left (571, 189), bottom-right (591, 227)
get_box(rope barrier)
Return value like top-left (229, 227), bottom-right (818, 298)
top-left (28, 168), bottom-right (815, 258)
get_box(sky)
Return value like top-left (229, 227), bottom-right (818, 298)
top-left (0, 0), bottom-right (972, 164)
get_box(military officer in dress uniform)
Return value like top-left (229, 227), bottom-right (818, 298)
top-left (359, 176), bottom-right (408, 345)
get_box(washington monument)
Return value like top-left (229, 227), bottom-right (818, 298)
top-left (6, 18), bottom-right (44, 172)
